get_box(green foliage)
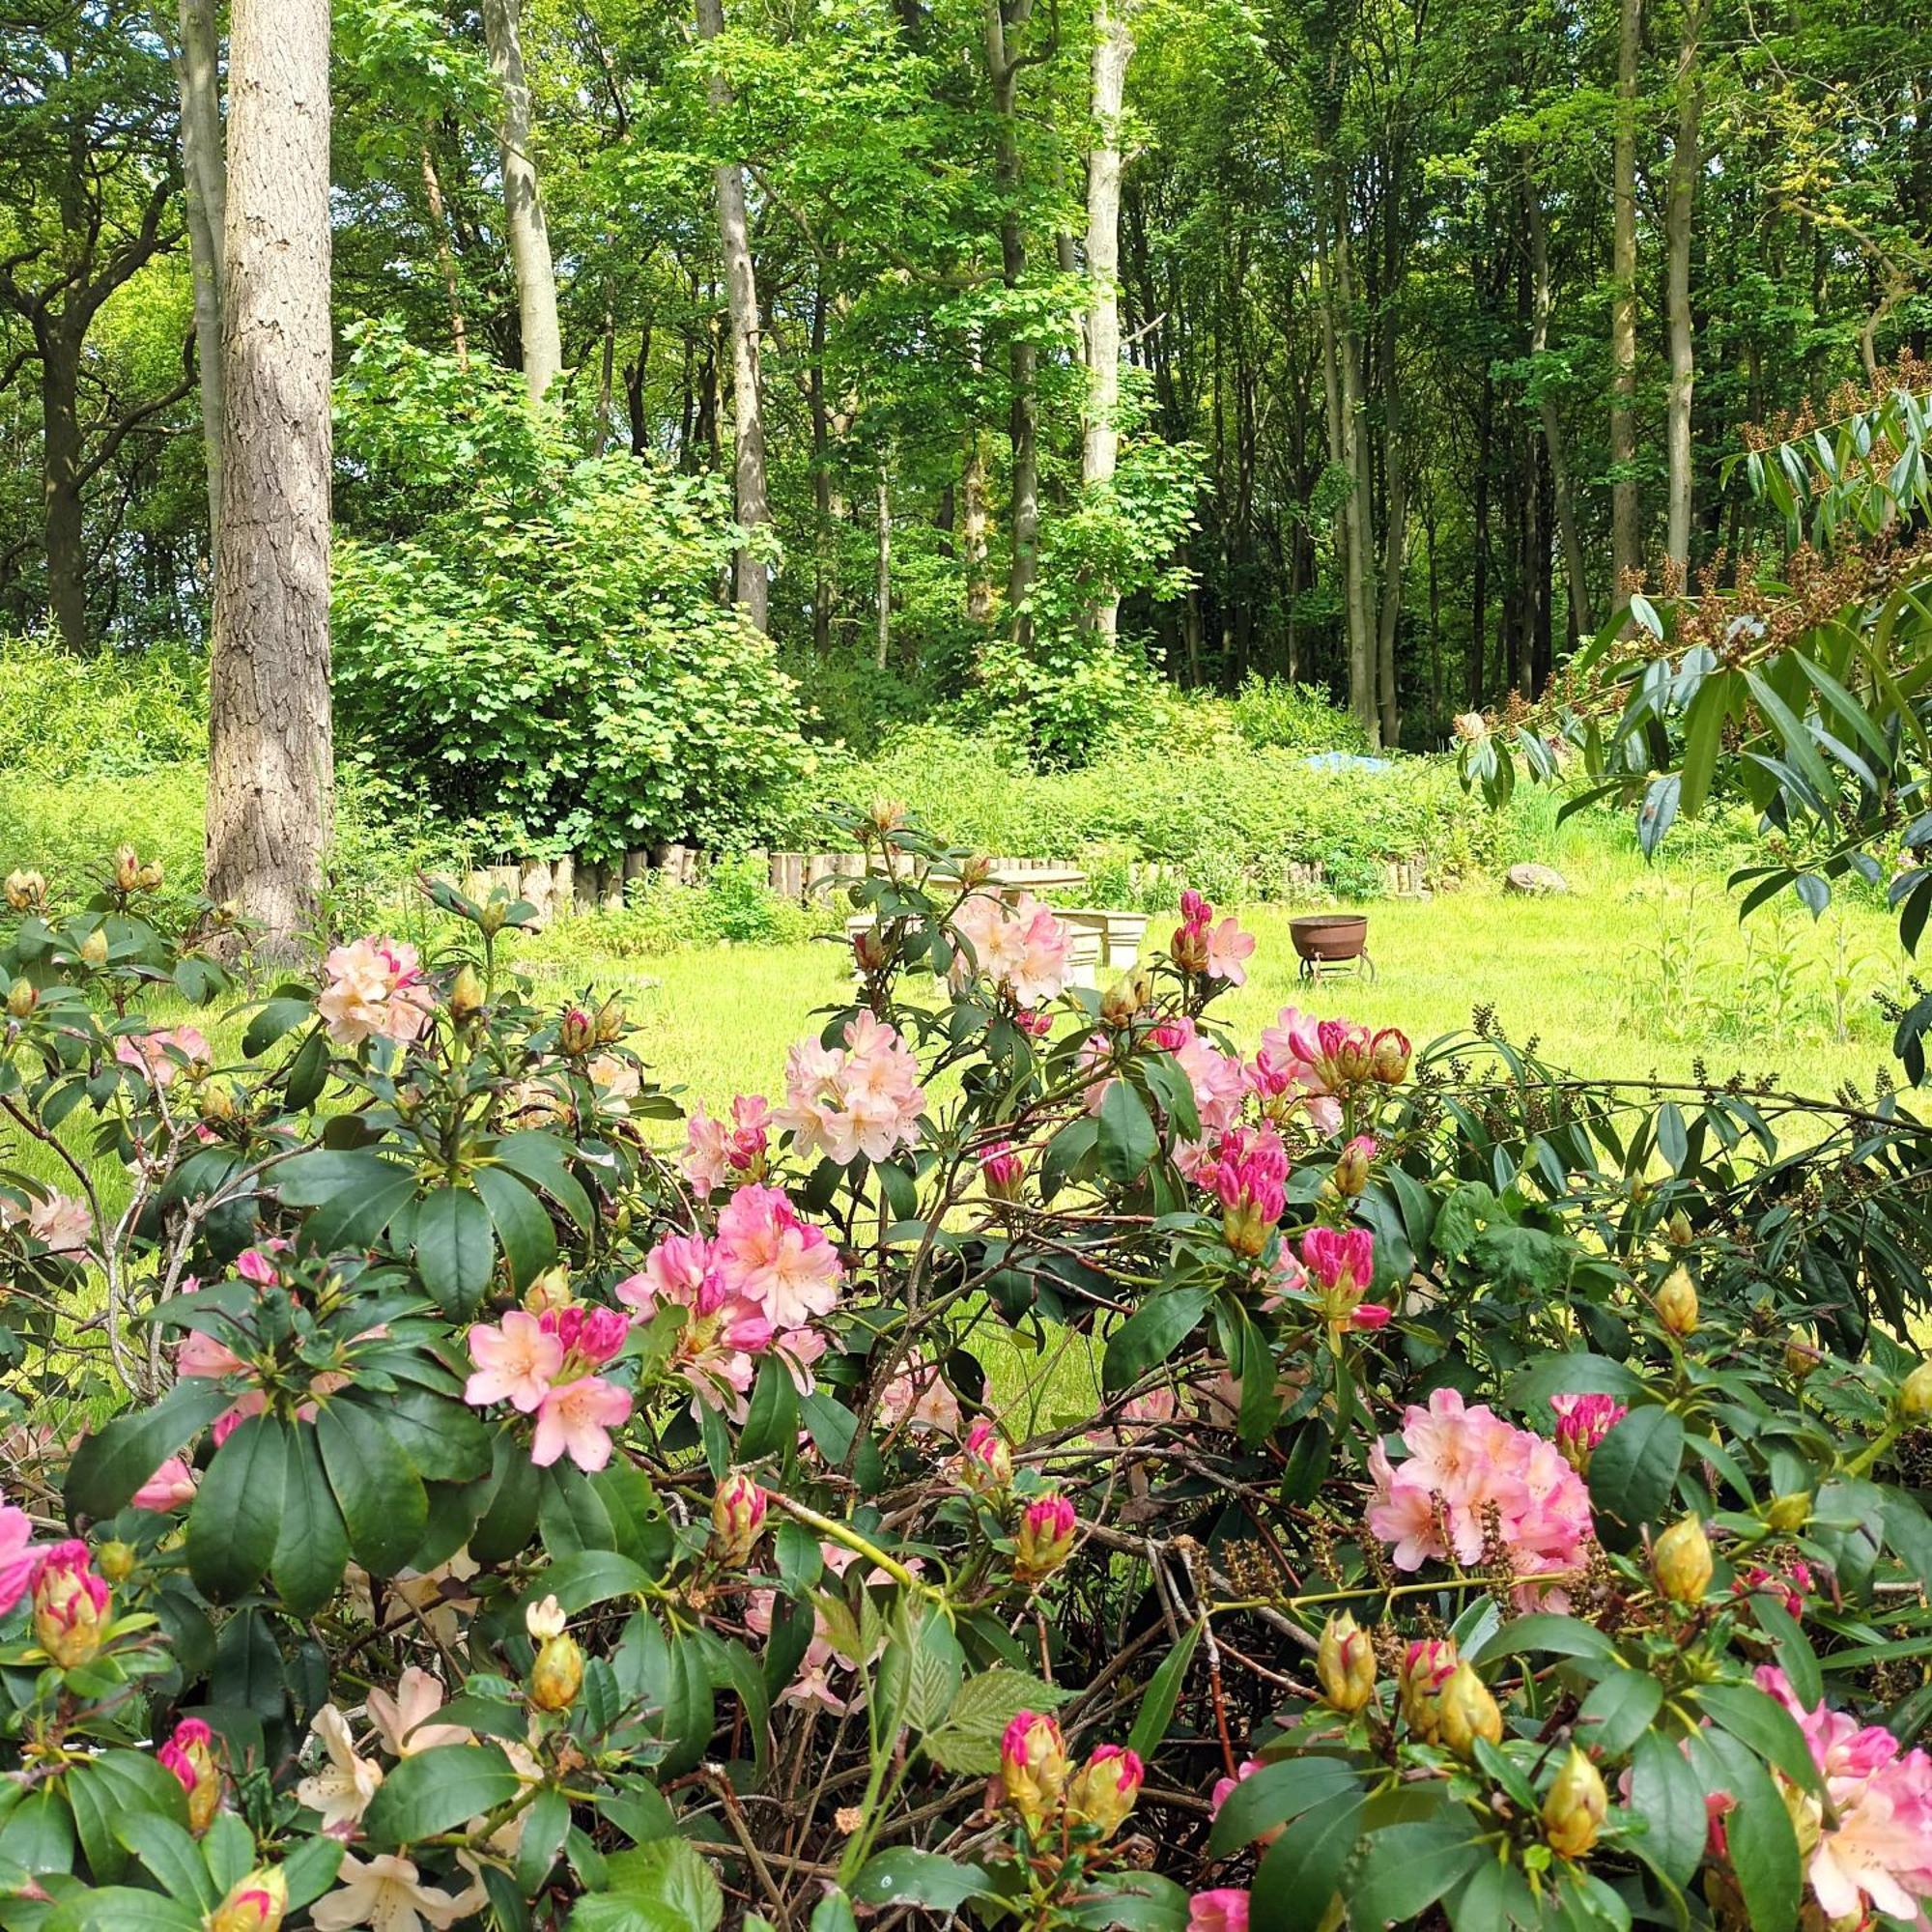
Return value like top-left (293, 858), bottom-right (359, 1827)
top-left (515, 858), bottom-right (840, 963)
top-left (845, 722), bottom-right (1505, 901)
top-left (0, 635), bottom-right (205, 781)
top-left (331, 327), bottom-right (815, 862)
top-left (1230, 676), bottom-right (1373, 755)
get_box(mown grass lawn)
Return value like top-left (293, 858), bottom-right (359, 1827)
top-left (532, 843), bottom-right (1912, 1120)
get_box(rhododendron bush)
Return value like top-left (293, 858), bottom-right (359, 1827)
top-left (8, 825), bottom-right (1932, 1931)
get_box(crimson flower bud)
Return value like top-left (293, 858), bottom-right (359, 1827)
top-left (1368, 1028), bottom-right (1411, 1085)
top-left (557, 1007), bottom-right (596, 1056)
top-left (710, 1471), bottom-right (767, 1568)
top-left (112, 845), bottom-right (142, 894)
top-left (1333, 1135), bottom-right (1376, 1197)
top-left (209, 1866), bottom-right (287, 1932)
top-left (999, 1712), bottom-right (1069, 1825)
top-left (1014, 1492), bottom-right (1078, 1582)
top-left (1398, 1637), bottom-right (1459, 1742)
top-left (32, 1541), bottom-right (110, 1668)
top-left (957, 1419), bottom-right (1013, 1493)
top-left (1065, 1744), bottom-right (1144, 1838)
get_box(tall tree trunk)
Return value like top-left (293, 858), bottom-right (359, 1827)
top-left (1374, 225), bottom-right (1406, 748)
top-left (1525, 182), bottom-right (1593, 634)
top-left (962, 428), bottom-right (994, 623)
top-left (1080, 0), bottom-right (1136, 646)
top-left (624, 316), bottom-right (652, 456)
top-left (207, 0), bottom-right (333, 950)
top-left (696, 0), bottom-right (771, 631)
top-left (173, 0), bottom-right (225, 548)
top-left (1470, 363), bottom-right (1492, 705)
top-left (810, 281), bottom-right (836, 654)
top-left (1609, 0), bottom-right (1642, 592)
top-left (875, 468), bottom-right (892, 668)
top-left (984, 1), bottom-right (1037, 651)
top-left (1663, 0), bottom-right (1705, 575)
top-left (481, 0), bottom-right (562, 400)
top-left (39, 318), bottom-right (88, 654)
top-left (1317, 203), bottom-right (1370, 730)
top-left (592, 303), bottom-right (615, 455)
top-left (1325, 178), bottom-right (1377, 743)
top-left (420, 144), bottom-right (469, 369)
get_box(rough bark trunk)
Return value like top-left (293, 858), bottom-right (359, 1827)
top-left (174, 0), bottom-right (226, 548)
top-left (207, 0), bottom-right (333, 951)
top-left (1609, 0), bottom-right (1642, 592)
top-left (40, 319), bottom-right (88, 654)
top-left (696, 0), bottom-right (771, 631)
top-left (481, 0), bottom-right (562, 400)
top-left (1080, 0), bottom-right (1134, 645)
top-left (1318, 205), bottom-right (1370, 729)
top-left (1327, 179), bottom-right (1377, 744)
top-left (1663, 0), bottom-right (1704, 575)
top-left (984, 0), bottom-right (1037, 651)
top-left (419, 145), bottom-right (469, 369)
top-left (1525, 183), bottom-right (1593, 634)
top-left (624, 317), bottom-right (652, 456)
top-left (592, 304), bottom-right (615, 456)
top-left (1374, 243), bottom-right (1406, 749)
top-left (962, 428), bottom-right (994, 623)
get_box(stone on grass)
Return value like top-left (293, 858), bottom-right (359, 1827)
top-left (1505, 863), bottom-right (1569, 897)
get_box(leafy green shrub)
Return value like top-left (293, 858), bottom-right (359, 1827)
top-left (332, 325), bottom-right (816, 861)
top-left (0, 633), bottom-right (205, 780)
top-left (845, 724), bottom-right (1506, 899)
top-left (1230, 674), bottom-right (1372, 754)
top-left (513, 856), bottom-right (838, 962)
top-left (12, 826), bottom-right (1932, 1930)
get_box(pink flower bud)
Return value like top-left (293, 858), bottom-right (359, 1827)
top-left (710, 1471), bottom-right (767, 1568)
top-left (1333, 1135), bottom-right (1376, 1197)
top-left (980, 1139), bottom-right (1026, 1203)
top-left (958, 1419), bottom-right (1013, 1493)
top-left (1065, 1744), bottom-right (1144, 1838)
top-left (32, 1541), bottom-right (111, 1669)
top-left (999, 1711), bottom-right (1069, 1825)
top-left (1015, 1492), bottom-right (1078, 1582)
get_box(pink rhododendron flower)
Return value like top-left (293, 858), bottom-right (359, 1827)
top-left (114, 1026), bottom-right (211, 1088)
top-left (681, 1094), bottom-right (772, 1194)
top-left (1174, 892), bottom-right (1257, 986)
top-left (1208, 1125), bottom-right (1290, 1256)
top-left (1738, 1561), bottom-right (1815, 1618)
top-left (12, 1191), bottom-right (92, 1255)
top-left (530, 1376), bottom-right (632, 1471)
top-left (1188, 1889), bottom-right (1250, 1932)
top-left (1757, 1665), bottom-right (1932, 1924)
top-left (318, 937), bottom-right (436, 1048)
top-left (951, 891), bottom-right (1071, 1009)
top-left (177, 1329), bottom-right (246, 1379)
top-left (0, 1499), bottom-right (40, 1616)
top-left (776, 1012), bottom-right (926, 1164)
top-left (1350, 1303), bottom-right (1392, 1329)
top-left (234, 1246), bottom-right (280, 1287)
top-left (1084, 1017), bottom-right (1245, 1177)
top-left (1368, 1387), bottom-right (1594, 1605)
top-left (878, 1359), bottom-right (963, 1436)
top-left (1550, 1392), bottom-right (1628, 1470)
top-left (1301, 1225), bottom-right (1377, 1322)
top-left (616, 1236), bottom-right (775, 1410)
top-left (131, 1455), bottom-right (197, 1512)
top-left (367, 1666), bottom-right (471, 1756)
top-left (714, 1184), bottom-right (844, 1331)
top-left (465, 1310), bottom-right (566, 1414)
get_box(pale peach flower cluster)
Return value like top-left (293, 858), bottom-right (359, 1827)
top-left (318, 936), bottom-right (436, 1047)
top-left (775, 1011), bottom-right (926, 1165)
top-left (949, 889), bottom-right (1072, 1009)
